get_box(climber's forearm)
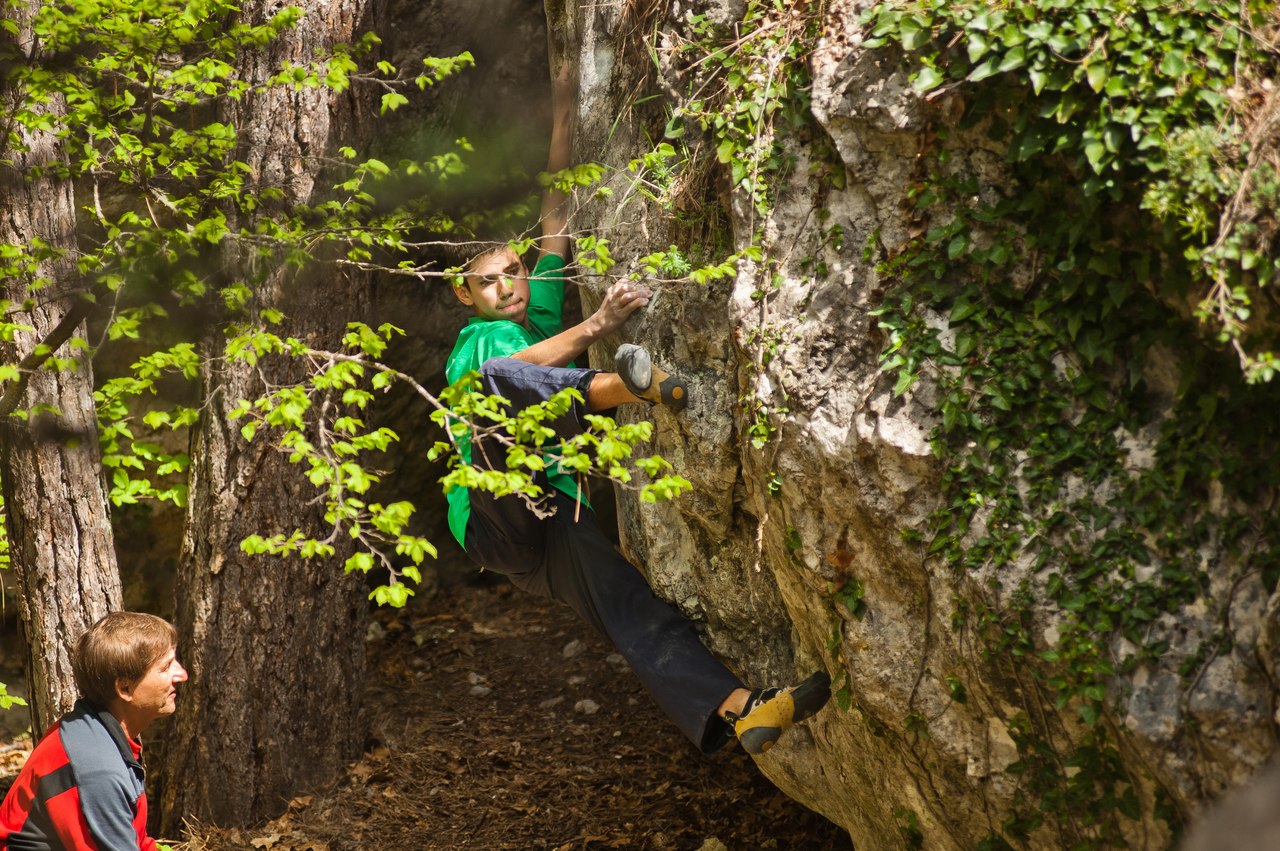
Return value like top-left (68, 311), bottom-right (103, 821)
top-left (539, 62), bottom-right (575, 262)
top-left (511, 317), bottom-right (602, 368)
top-left (511, 280), bottom-right (652, 367)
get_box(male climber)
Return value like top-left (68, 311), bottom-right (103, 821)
top-left (441, 57), bottom-right (830, 756)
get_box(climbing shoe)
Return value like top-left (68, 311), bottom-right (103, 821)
top-left (727, 671), bottom-right (831, 755)
top-left (615, 343), bottom-right (688, 411)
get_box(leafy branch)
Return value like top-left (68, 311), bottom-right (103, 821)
top-left (222, 321), bottom-right (689, 604)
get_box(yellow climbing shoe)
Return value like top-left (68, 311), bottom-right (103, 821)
top-left (729, 671), bottom-right (831, 755)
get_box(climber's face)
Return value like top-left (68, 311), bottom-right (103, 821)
top-left (456, 247), bottom-right (530, 326)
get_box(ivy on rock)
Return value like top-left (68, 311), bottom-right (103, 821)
top-left (866, 0), bottom-right (1280, 845)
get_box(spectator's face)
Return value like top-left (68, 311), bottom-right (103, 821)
top-left (456, 248), bottom-right (530, 326)
top-left (124, 646), bottom-right (188, 724)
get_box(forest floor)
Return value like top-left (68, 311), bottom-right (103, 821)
top-left (145, 573), bottom-right (854, 850)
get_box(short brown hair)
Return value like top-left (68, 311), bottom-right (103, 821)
top-left (463, 244), bottom-right (510, 274)
top-left (461, 244), bottom-right (527, 285)
top-left (73, 612), bottom-right (178, 706)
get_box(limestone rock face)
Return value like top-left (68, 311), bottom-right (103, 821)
top-left (543, 0), bottom-right (1280, 847)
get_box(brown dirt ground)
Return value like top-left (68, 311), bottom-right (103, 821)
top-left (173, 575), bottom-right (853, 851)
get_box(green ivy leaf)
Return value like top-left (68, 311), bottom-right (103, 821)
top-left (914, 66), bottom-right (944, 93)
top-left (967, 33), bottom-right (989, 63)
top-left (998, 45), bottom-right (1027, 73)
top-left (1084, 61), bottom-right (1108, 93)
top-left (1159, 51), bottom-right (1188, 77)
top-left (1083, 140), bottom-right (1107, 173)
top-left (967, 54), bottom-right (1001, 83)
top-left (1028, 66), bottom-right (1047, 95)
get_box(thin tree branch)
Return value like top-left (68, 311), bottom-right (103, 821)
top-left (0, 296), bottom-right (96, 418)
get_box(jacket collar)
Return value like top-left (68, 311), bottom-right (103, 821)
top-left (70, 698), bottom-right (143, 770)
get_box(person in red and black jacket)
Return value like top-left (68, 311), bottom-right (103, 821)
top-left (0, 611), bottom-right (188, 850)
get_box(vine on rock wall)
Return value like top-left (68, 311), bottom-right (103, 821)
top-left (866, 0), bottom-right (1280, 846)
top-left (658, 0), bottom-right (844, 462)
top-left (870, 0), bottom-right (1280, 380)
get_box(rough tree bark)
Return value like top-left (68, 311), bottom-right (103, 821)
top-left (156, 0), bottom-right (372, 831)
top-left (0, 7), bottom-right (123, 735)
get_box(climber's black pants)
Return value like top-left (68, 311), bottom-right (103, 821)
top-left (463, 357), bottom-right (742, 752)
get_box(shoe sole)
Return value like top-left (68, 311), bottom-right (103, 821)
top-left (616, 343), bottom-right (652, 396)
top-left (736, 671), bottom-right (832, 755)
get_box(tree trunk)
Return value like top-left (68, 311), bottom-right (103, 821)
top-left (156, 0), bottom-right (373, 831)
top-left (0, 8), bottom-right (122, 734)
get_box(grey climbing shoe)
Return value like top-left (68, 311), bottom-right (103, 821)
top-left (726, 671), bottom-right (831, 755)
top-left (615, 344), bottom-right (688, 411)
